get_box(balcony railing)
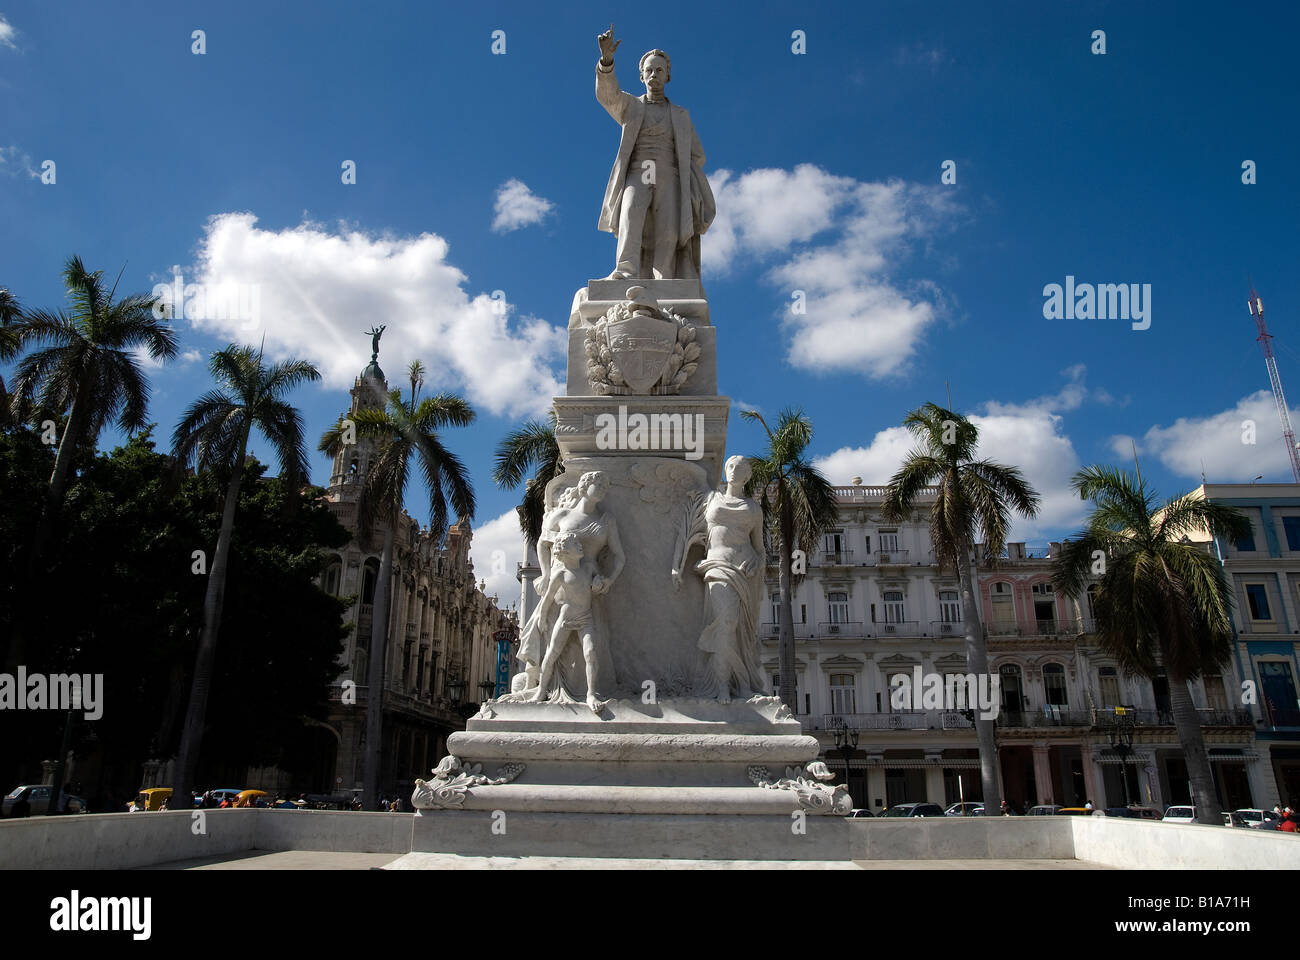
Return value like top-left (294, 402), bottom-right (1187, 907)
top-left (996, 709), bottom-right (1093, 728)
top-left (818, 621), bottom-right (864, 637)
top-left (814, 710), bottom-right (977, 732)
top-left (875, 620), bottom-right (920, 638)
top-left (820, 550), bottom-right (855, 565)
top-left (876, 549), bottom-right (910, 565)
top-left (760, 622), bottom-right (816, 640)
top-left (930, 619), bottom-right (964, 637)
top-left (985, 618), bottom-right (1097, 639)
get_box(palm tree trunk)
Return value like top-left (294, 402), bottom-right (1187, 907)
top-left (5, 393), bottom-right (90, 672)
top-left (362, 521), bottom-right (395, 810)
top-left (1168, 667), bottom-right (1219, 824)
top-left (172, 430), bottom-right (248, 805)
top-left (958, 550), bottom-right (999, 814)
top-left (777, 482), bottom-right (796, 714)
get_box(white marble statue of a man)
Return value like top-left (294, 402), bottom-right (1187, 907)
top-left (595, 24), bottom-right (716, 281)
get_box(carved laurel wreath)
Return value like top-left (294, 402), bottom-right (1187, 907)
top-left (585, 302), bottom-right (701, 396)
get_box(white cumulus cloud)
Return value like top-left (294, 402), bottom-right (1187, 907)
top-left (178, 212), bottom-right (564, 418)
top-left (1133, 390), bottom-right (1299, 483)
top-left (468, 509), bottom-right (527, 610)
top-left (704, 165), bottom-right (959, 379)
top-left (813, 370), bottom-right (1105, 540)
top-left (491, 178), bottom-right (555, 233)
top-left (0, 15), bottom-right (18, 50)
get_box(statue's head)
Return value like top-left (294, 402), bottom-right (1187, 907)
top-left (639, 49), bottom-right (670, 97)
top-left (577, 471), bottom-right (609, 502)
top-left (553, 531), bottom-right (584, 561)
top-left (725, 455), bottom-right (752, 487)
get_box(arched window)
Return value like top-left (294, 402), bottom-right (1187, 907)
top-left (939, 590), bottom-right (961, 623)
top-left (321, 557), bottom-right (342, 596)
top-left (882, 591), bottom-right (905, 624)
top-left (1043, 663), bottom-right (1068, 706)
top-left (1031, 581), bottom-right (1056, 630)
top-left (1000, 663), bottom-right (1024, 717)
top-left (828, 591), bottom-right (849, 624)
top-left (990, 581), bottom-right (1015, 628)
top-left (1098, 666), bottom-right (1120, 707)
top-left (829, 673), bottom-right (856, 714)
top-left (362, 560), bottom-right (379, 606)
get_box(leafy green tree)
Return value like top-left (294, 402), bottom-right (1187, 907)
top-left (882, 403), bottom-right (1039, 814)
top-left (0, 428), bottom-right (350, 807)
top-left (743, 408), bottom-right (839, 713)
top-left (319, 368), bottom-right (475, 808)
top-left (6, 258), bottom-right (176, 668)
top-left (1053, 466), bottom-right (1249, 825)
top-left (493, 412), bottom-right (561, 547)
top-left (170, 345), bottom-right (320, 806)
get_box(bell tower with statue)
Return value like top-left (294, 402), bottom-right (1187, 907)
top-left (399, 27), bottom-right (850, 863)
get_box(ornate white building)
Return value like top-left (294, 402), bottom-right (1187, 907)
top-left (310, 355), bottom-right (515, 800)
top-left (763, 483), bottom-right (1259, 813)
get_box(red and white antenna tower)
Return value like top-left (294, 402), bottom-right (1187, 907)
top-left (1248, 287), bottom-right (1300, 483)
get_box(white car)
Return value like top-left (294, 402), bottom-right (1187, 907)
top-left (1233, 808), bottom-right (1281, 829)
top-left (1162, 805), bottom-right (1196, 823)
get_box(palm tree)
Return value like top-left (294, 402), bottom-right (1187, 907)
top-left (170, 344), bottom-right (321, 805)
top-left (319, 369), bottom-right (476, 809)
top-left (0, 287), bottom-right (22, 424)
top-left (1053, 465), bottom-right (1249, 826)
top-left (743, 408), bottom-right (839, 714)
top-left (492, 411), bottom-right (561, 547)
top-left (881, 403), bottom-right (1040, 815)
top-left (6, 258), bottom-right (176, 668)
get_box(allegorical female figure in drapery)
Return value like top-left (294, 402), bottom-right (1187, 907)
top-left (507, 470), bottom-right (624, 705)
top-left (672, 455), bottom-right (766, 701)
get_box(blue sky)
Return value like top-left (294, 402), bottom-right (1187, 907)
top-left (3, 1), bottom-right (1299, 604)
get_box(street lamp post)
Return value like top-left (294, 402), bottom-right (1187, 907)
top-left (1108, 705), bottom-right (1136, 807)
top-left (446, 676), bottom-right (465, 705)
top-left (832, 724), bottom-right (859, 807)
top-left (478, 680), bottom-right (495, 702)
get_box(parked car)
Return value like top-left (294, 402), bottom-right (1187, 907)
top-left (206, 788), bottom-right (244, 807)
top-left (1233, 808), bottom-right (1281, 829)
top-left (1057, 807), bottom-right (1094, 816)
top-left (1025, 804), bottom-right (1063, 816)
top-left (1162, 805), bottom-right (1196, 823)
top-left (943, 801), bottom-right (984, 817)
top-left (233, 789), bottom-right (268, 808)
top-left (881, 802), bottom-right (946, 818)
top-left (4, 784), bottom-right (86, 817)
top-left (1222, 811), bottom-right (1248, 828)
top-left (845, 808), bottom-right (875, 818)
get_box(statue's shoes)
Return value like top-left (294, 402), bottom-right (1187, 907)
top-left (603, 266), bottom-right (637, 280)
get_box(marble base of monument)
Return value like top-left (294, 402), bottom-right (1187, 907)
top-left (405, 698), bottom-right (851, 860)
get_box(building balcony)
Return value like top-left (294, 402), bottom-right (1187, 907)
top-left (817, 621), bottom-right (864, 637)
top-left (760, 622), bottom-right (816, 640)
top-left (875, 549), bottom-right (910, 565)
top-left (874, 620), bottom-right (921, 638)
top-left (808, 710), bottom-right (977, 732)
top-left (820, 550), bottom-right (855, 566)
top-left (984, 618), bottom-right (1096, 640)
top-left (930, 619), bottom-right (964, 637)
top-left (996, 708), bottom-right (1093, 729)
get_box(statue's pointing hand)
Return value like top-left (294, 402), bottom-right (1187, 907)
top-left (598, 24), bottom-right (621, 62)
